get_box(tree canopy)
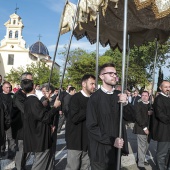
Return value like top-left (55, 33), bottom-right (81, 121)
top-left (5, 61), bottom-right (60, 87)
top-left (60, 40), bottom-right (170, 91)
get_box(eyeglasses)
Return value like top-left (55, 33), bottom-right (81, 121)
top-left (102, 72), bottom-right (118, 76)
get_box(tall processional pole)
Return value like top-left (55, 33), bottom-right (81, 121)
top-left (125, 34), bottom-right (130, 90)
top-left (151, 37), bottom-right (159, 99)
top-left (117, 0), bottom-right (128, 169)
top-left (95, 10), bottom-right (100, 89)
top-left (48, 0), bottom-right (68, 90)
top-left (58, 0), bottom-right (81, 95)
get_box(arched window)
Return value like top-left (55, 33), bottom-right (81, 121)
top-left (13, 20), bottom-right (16, 24)
top-left (15, 31), bottom-right (18, 38)
top-left (9, 30), bottom-right (12, 38)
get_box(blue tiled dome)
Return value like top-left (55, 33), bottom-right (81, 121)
top-left (29, 41), bottom-right (49, 55)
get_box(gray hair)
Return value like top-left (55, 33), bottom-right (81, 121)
top-left (20, 72), bottom-right (32, 81)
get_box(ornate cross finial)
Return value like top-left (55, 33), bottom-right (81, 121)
top-left (38, 34), bottom-right (42, 41)
top-left (15, 4), bottom-right (19, 14)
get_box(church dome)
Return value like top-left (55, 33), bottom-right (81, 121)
top-left (29, 41), bottom-right (49, 55)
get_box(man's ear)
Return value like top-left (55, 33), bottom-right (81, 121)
top-left (99, 74), bottom-right (103, 80)
top-left (82, 81), bottom-right (86, 88)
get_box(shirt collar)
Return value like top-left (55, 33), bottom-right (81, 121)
top-left (27, 94), bottom-right (38, 98)
top-left (141, 100), bottom-right (149, 104)
top-left (81, 90), bottom-right (90, 97)
top-left (101, 86), bottom-right (115, 94)
top-left (160, 92), bottom-right (169, 97)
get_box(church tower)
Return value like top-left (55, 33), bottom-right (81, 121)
top-left (0, 12), bottom-right (30, 79)
top-left (1, 13), bottom-right (27, 48)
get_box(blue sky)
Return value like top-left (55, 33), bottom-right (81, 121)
top-left (0, 0), bottom-right (169, 85)
top-left (0, 0), bottom-right (107, 67)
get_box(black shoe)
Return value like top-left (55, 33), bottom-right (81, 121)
top-left (144, 161), bottom-right (149, 166)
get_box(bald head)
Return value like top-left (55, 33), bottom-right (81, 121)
top-left (159, 80), bottom-right (170, 95)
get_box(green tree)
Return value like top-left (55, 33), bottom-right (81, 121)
top-left (5, 61), bottom-right (60, 87)
top-left (59, 47), bottom-right (115, 90)
top-left (59, 40), bottom-right (169, 90)
top-left (103, 48), bottom-right (149, 89)
top-left (103, 41), bottom-right (170, 89)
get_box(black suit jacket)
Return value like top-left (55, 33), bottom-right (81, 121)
top-left (0, 100), bottom-right (10, 146)
top-left (131, 96), bottom-right (141, 106)
top-left (24, 95), bottom-right (59, 152)
top-left (133, 101), bottom-right (150, 135)
top-left (0, 85), bottom-right (2, 93)
top-left (151, 94), bottom-right (170, 141)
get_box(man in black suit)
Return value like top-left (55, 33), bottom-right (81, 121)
top-left (0, 75), bottom-right (2, 93)
top-left (0, 96), bottom-right (10, 159)
top-left (57, 84), bottom-right (72, 133)
top-left (13, 72), bottom-right (33, 170)
top-left (0, 81), bottom-right (16, 159)
top-left (22, 79), bottom-right (61, 170)
top-left (133, 91), bottom-right (152, 169)
top-left (131, 90), bottom-right (141, 106)
top-left (153, 80), bottom-right (170, 170)
top-left (63, 86), bottom-right (76, 119)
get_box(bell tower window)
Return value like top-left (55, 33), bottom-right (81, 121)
top-left (8, 54), bottom-right (14, 65)
top-left (13, 20), bottom-right (16, 24)
top-left (9, 30), bottom-right (12, 38)
top-left (15, 31), bottom-right (18, 38)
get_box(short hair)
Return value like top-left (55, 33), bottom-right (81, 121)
top-left (160, 80), bottom-right (170, 87)
top-left (69, 86), bottom-right (76, 93)
top-left (142, 90), bottom-right (149, 96)
top-left (21, 79), bottom-right (34, 93)
top-left (20, 72), bottom-right (32, 81)
top-left (81, 74), bottom-right (95, 84)
top-left (134, 90), bottom-right (139, 93)
top-left (0, 75), bottom-right (2, 78)
top-left (99, 63), bottom-right (115, 75)
top-left (41, 83), bottom-right (55, 93)
top-left (115, 84), bottom-right (121, 90)
top-left (2, 81), bottom-right (11, 86)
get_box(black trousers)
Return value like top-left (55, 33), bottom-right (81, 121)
top-left (57, 114), bottom-right (65, 132)
top-left (91, 161), bottom-right (116, 170)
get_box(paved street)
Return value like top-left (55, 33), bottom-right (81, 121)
top-left (1, 124), bottom-right (157, 170)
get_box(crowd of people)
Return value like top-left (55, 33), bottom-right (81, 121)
top-left (0, 62), bottom-right (170, 170)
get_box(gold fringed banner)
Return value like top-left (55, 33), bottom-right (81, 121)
top-left (61, 2), bottom-right (77, 35)
top-left (134, 0), bottom-right (151, 10)
top-left (134, 0), bottom-right (170, 19)
top-left (152, 0), bottom-right (170, 19)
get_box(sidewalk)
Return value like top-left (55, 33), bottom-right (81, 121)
top-left (121, 127), bottom-right (157, 170)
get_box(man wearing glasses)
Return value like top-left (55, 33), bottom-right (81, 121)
top-left (86, 63), bottom-right (135, 170)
